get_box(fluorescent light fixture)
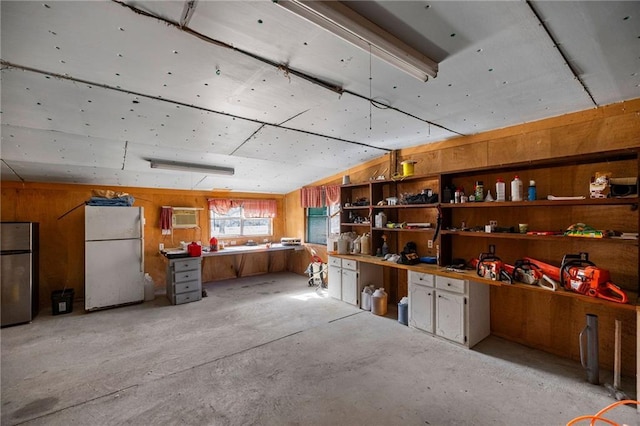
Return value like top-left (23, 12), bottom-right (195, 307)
top-left (149, 160), bottom-right (234, 176)
top-left (275, 0), bottom-right (438, 81)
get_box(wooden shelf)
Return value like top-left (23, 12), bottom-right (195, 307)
top-left (340, 222), bottom-right (371, 227)
top-left (441, 230), bottom-right (638, 245)
top-left (440, 197), bottom-right (638, 208)
top-left (372, 227), bottom-right (435, 233)
top-left (372, 203), bottom-right (439, 209)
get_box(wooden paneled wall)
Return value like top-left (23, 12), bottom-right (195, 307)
top-left (0, 183), bottom-right (287, 307)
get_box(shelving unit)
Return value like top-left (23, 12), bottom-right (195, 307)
top-left (339, 149), bottom-right (638, 298)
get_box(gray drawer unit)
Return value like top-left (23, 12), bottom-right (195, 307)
top-left (166, 257), bottom-right (202, 305)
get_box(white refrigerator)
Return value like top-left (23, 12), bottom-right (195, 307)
top-left (85, 206), bottom-right (144, 311)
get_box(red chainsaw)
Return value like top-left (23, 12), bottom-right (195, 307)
top-left (559, 252), bottom-right (628, 304)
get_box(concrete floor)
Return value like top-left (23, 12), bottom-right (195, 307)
top-left (1, 272), bottom-right (637, 426)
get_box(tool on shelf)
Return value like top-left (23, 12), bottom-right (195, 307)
top-left (475, 245), bottom-right (511, 283)
top-left (510, 259), bottom-right (558, 291)
top-left (560, 252), bottom-right (628, 304)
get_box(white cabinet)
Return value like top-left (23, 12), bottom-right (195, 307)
top-left (435, 290), bottom-right (466, 344)
top-left (408, 272), bottom-right (434, 333)
top-left (328, 256), bottom-right (382, 307)
top-left (409, 271), bottom-right (490, 348)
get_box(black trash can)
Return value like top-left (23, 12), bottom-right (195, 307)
top-left (51, 289), bottom-right (74, 315)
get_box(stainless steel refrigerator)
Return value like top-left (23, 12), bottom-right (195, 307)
top-left (85, 206), bottom-right (144, 311)
top-left (1, 222), bottom-right (39, 327)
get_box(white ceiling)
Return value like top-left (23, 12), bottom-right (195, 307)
top-left (1, 0), bottom-right (639, 193)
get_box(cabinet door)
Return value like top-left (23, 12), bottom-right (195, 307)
top-left (435, 291), bottom-right (466, 344)
top-left (341, 269), bottom-right (358, 306)
top-left (328, 265), bottom-right (342, 300)
top-left (409, 283), bottom-right (434, 333)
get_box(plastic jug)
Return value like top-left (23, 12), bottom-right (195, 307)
top-left (360, 233), bottom-right (370, 255)
top-left (337, 238), bottom-right (349, 254)
top-left (375, 212), bottom-right (387, 228)
top-left (371, 288), bottom-right (388, 316)
top-left (143, 273), bottom-right (155, 301)
top-left (352, 235), bottom-right (361, 254)
top-left (188, 241), bottom-right (202, 257)
top-left (361, 286), bottom-right (373, 311)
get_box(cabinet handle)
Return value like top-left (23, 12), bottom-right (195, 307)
top-left (447, 283), bottom-right (451, 286)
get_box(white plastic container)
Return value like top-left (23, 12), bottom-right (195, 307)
top-left (143, 273), bottom-right (155, 301)
top-left (511, 175), bottom-right (523, 201)
top-left (495, 178), bottom-right (506, 202)
top-left (371, 288), bottom-right (388, 316)
top-left (375, 212), bottom-right (387, 228)
top-left (361, 287), bottom-right (373, 311)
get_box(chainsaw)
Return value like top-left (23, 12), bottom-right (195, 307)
top-left (510, 259), bottom-right (558, 291)
top-left (475, 248), bottom-right (512, 283)
top-left (559, 252), bottom-right (628, 304)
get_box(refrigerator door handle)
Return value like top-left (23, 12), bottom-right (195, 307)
top-left (140, 239), bottom-right (144, 272)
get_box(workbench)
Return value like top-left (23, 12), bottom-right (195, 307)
top-left (202, 244), bottom-right (303, 279)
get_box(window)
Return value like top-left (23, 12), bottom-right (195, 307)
top-left (306, 204), bottom-right (340, 244)
top-left (210, 206), bottom-right (272, 237)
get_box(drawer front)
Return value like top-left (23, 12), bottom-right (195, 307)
top-left (435, 276), bottom-right (466, 294)
top-left (342, 259), bottom-right (357, 271)
top-left (328, 256), bottom-right (342, 267)
top-left (173, 258), bottom-right (201, 272)
top-left (174, 290), bottom-right (201, 305)
top-left (174, 280), bottom-right (201, 294)
top-left (174, 269), bottom-right (201, 284)
top-left (408, 271), bottom-right (434, 287)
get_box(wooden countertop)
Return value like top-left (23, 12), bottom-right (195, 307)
top-left (329, 252), bottom-right (639, 310)
top-left (202, 243), bottom-right (302, 257)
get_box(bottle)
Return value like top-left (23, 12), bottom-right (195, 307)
top-left (352, 235), bottom-right (361, 254)
top-left (381, 235), bottom-right (389, 256)
top-left (475, 181), bottom-right (484, 202)
top-left (511, 175), bottom-right (523, 201)
top-left (495, 178), bottom-right (506, 202)
top-left (528, 180), bottom-right (537, 201)
top-left (454, 188), bottom-right (462, 204)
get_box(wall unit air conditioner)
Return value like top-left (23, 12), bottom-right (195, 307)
top-left (171, 207), bottom-right (201, 229)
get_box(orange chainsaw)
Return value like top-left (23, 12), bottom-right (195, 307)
top-left (559, 252), bottom-right (628, 304)
top-left (475, 248), bottom-right (512, 283)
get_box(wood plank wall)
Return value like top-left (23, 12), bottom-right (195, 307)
top-left (292, 98), bottom-right (640, 376)
top-left (0, 183), bottom-right (287, 307)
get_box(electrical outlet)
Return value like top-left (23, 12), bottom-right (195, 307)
top-left (159, 243), bottom-right (164, 251)
top-left (427, 240), bottom-right (433, 248)
top-left (230, 240), bottom-right (236, 245)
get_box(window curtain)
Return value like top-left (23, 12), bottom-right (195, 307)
top-left (160, 206), bottom-right (173, 235)
top-left (208, 198), bottom-right (276, 218)
top-left (325, 184), bottom-right (341, 206)
top-left (300, 185), bottom-right (340, 208)
top-left (300, 186), bottom-right (324, 208)
top-left (207, 198), bottom-right (235, 215)
top-left (242, 199), bottom-right (277, 218)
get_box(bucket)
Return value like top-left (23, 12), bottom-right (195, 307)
top-left (398, 302), bottom-right (408, 326)
top-left (371, 288), bottom-right (388, 316)
top-left (401, 160), bottom-right (416, 177)
top-left (51, 289), bottom-right (74, 315)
